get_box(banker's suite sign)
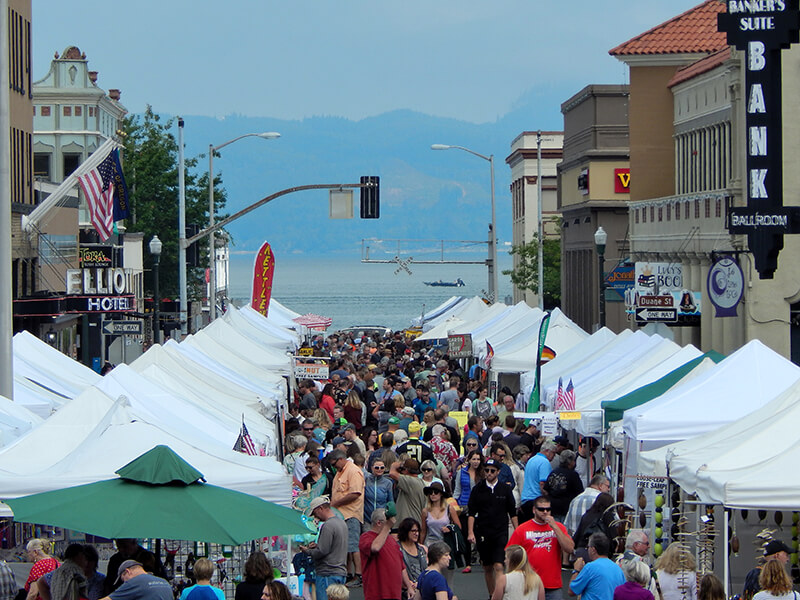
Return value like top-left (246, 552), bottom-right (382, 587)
top-left (719, 1), bottom-right (800, 278)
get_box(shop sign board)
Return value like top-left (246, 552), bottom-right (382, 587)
top-left (294, 363), bottom-right (329, 380)
top-left (708, 255), bottom-right (745, 317)
top-left (448, 334), bottom-right (473, 358)
top-left (719, 2), bottom-right (800, 278)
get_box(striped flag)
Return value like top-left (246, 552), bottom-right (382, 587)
top-left (77, 149), bottom-right (118, 240)
top-left (233, 420), bottom-right (257, 456)
top-left (485, 341), bottom-right (495, 368)
top-left (556, 377), bottom-right (565, 410)
top-left (563, 379), bottom-right (576, 410)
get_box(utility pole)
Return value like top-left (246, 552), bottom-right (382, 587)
top-left (0, 0), bottom-right (14, 399)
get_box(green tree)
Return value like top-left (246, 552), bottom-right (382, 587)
top-left (502, 234), bottom-right (561, 308)
top-left (122, 106), bottom-right (227, 299)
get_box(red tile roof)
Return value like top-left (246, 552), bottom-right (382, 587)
top-left (668, 46), bottom-right (733, 87)
top-left (609, 0), bottom-right (729, 57)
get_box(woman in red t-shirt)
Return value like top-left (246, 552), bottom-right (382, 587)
top-left (25, 538), bottom-right (60, 600)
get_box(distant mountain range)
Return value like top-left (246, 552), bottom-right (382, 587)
top-left (168, 95), bottom-right (565, 261)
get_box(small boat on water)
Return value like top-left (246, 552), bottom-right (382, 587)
top-left (423, 278), bottom-right (465, 287)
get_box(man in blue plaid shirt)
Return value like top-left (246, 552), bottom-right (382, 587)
top-left (564, 474), bottom-right (610, 534)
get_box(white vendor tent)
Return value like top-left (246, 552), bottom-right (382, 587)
top-left (410, 296), bottom-right (466, 329)
top-left (622, 339), bottom-right (800, 449)
top-left (417, 296), bottom-right (489, 333)
top-left (13, 330), bottom-right (100, 398)
top-left (487, 309), bottom-right (589, 373)
top-left (661, 380), bottom-right (800, 509)
top-left (468, 303), bottom-right (542, 356)
top-left (417, 303), bottom-right (507, 342)
top-left (200, 319), bottom-right (293, 369)
top-left (0, 394), bottom-right (290, 514)
top-left (541, 330), bottom-right (667, 410)
top-left (569, 343), bottom-right (703, 436)
top-left (236, 305), bottom-right (302, 347)
top-left (0, 395), bottom-right (42, 447)
top-left (183, 330), bottom-right (292, 375)
top-left (520, 327), bottom-right (619, 399)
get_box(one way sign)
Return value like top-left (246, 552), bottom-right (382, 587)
top-left (635, 307), bottom-right (677, 323)
top-left (102, 320), bottom-right (143, 335)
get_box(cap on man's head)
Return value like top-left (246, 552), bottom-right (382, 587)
top-left (554, 435), bottom-right (569, 447)
top-left (408, 421), bottom-right (421, 435)
top-left (401, 406), bottom-right (415, 416)
top-left (388, 416), bottom-right (401, 425)
top-left (400, 376), bottom-right (410, 383)
top-left (764, 540), bottom-right (793, 556)
top-left (115, 560), bottom-right (142, 584)
top-left (484, 458), bottom-right (500, 469)
top-left (367, 364), bottom-right (378, 371)
top-left (332, 436), bottom-right (346, 446)
top-left (343, 423), bottom-right (356, 432)
top-left (307, 495), bottom-right (331, 515)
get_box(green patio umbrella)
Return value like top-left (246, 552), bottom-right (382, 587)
top-left (3, 445), bottom-right (311, 545)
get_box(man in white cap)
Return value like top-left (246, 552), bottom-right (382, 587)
top-left (299, 497), bottom-right (348, 600)
top-left (99, 560), bottom-right (172, 600)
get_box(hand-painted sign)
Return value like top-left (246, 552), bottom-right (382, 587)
top-left (707, 255), bottom-right (745, 317)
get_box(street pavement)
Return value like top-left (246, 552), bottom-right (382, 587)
top-left (345, 567), bottom-right (493, 600)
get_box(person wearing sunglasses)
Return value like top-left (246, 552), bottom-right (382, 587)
top-left (466, 458), bottom-right (518, 597)
top-left (507, 496), bottom-right (575, 600)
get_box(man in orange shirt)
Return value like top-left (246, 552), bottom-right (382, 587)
top-left (329, 449), bottom-right (365, 588)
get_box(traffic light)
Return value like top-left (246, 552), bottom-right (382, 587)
top-left (186, 224), bottom-right (200, 267)
top-left (360, 176), bottom-right (380, 219)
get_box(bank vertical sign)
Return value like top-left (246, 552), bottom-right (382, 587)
top-left (720, 2), bottom-right (800, 279)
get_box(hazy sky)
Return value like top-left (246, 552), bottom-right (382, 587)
top-left (33, 1), bottom-right (702, 123)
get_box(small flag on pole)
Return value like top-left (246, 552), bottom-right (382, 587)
top-left (563, 379), bottom-right (576, 410)
top-left (556, 377), bottom-right (565, 411)
top-left (485, 341), bottom-right (495, 368)
top-left (233, 419), bottom-right (257, 456)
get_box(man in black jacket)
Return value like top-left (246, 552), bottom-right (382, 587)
top-left (467, 458), bottom-right (518, 598)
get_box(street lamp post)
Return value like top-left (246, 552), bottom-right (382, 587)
top-left (208, 132), bottom-right (280, 321)
top-left (594, 226), bottom-right (607, 329)
top-left (149, 235), bottom-right (163, 344)
top-left (431, 144), bottom-right (498, 303)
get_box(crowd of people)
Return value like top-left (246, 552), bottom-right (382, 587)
top-left (281, 330), bottom-right (787, 600)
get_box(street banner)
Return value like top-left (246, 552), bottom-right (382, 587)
top-left (251, 242), bottom-right (275, 317)
top-left (528, 311), bottom-right (551, 412)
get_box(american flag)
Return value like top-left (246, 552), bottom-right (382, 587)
top-left (563, 379), bottom-right (576, 410)
top-left (556, 377), bottom-right (565, 410)
top-left (233, 420), bottom-right (257, 456)
top-left (78, 150), bottom-right (117, 240)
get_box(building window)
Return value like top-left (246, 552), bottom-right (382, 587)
top-left (34, 153), bottom-right (51, 180)
top-left (716, 198), bottom-right (722, 218)
top-left (63, 106), bottom-right (72, 117)
top-left (650, 206), bottom-right (655, 222)
top-left (74, 106), bottom-right (82, 117)
top-left (667, 205), bottom-right (671, 221)
top-left (38, 234), bottom-right (78, 264)
top-left (635, 209), bottom-right (639, 224)
top-left (675, 203), bottom-right (680, 221)
top-left (32, 106), bottom-right (35, 116)
top-left (705, 198), bottom-right (711, 218)
top-left (88, 106), bottom-right (95, 117)
top-left (643, 208), bottom-right (647, 223)
top-left (41, 106), bottom-right (50, 116)
top-left (695, 200), bottom-right (700, 219)
top-left (658, 207), bottom-right (663, 221)
top-left (685, 203), bottom-right (690, 219)
top-left (63, 153), bottom-right (81, 177)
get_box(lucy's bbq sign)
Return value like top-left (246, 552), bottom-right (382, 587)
top-left (720, 1), bottom-right (800, 278)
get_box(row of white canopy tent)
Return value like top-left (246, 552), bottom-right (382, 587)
top-left (0, 299), bottom-right (304, 513)
top-left (416, 296), bottom-right (590, 371)
top-left (511, 316), bottom-right (800, 510)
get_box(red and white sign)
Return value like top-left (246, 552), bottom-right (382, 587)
top-left (251, 242), bottom-right (275, 317)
